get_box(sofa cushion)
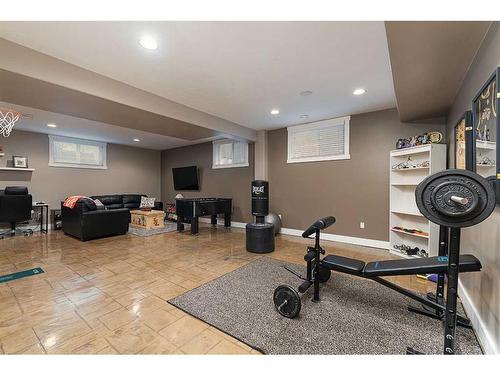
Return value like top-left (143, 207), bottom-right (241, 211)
top-left (91, 195), bottom-right (123, 209)
top-left (122, 194), bottom-right (145, 209)
top-left (76, 198), bottom-right (97, 212)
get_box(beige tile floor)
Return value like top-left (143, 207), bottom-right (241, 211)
top-left (0, 225), bottom-right (431, 354)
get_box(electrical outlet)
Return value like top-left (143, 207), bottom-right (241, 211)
top-left (360, 222), bottom-right (365, 229)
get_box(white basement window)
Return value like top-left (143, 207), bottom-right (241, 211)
top-left (287, 116), bottom-right (350, 163)
top-left (212, 139), bottom-right (249, 169)
top-left (49, 135), bottom-right (107, 169)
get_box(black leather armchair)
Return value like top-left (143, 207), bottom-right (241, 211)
top-left (62, 199), bottom-right (131, 241)
top-left (0, 186), bottom-right (33, 238)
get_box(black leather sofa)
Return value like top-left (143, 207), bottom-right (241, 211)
top-left (62, 194), bottom-right (163, 241)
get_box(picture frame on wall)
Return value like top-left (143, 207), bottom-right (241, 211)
top-left (12, 155), bottom-right (28, 168)
top-left (472, 66), bottom-right (499, 204)
top-left (454, 111), bottom-right (473, 170)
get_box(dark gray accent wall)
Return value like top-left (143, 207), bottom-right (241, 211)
top-left (160, 142), bottom-right (255, 223)
top-left (445, 22), bottom-right (499, 354)
top-left (268, 108), bottom-right (446, 241)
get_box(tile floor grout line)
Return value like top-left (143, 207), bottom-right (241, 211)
top-left (31, 327), bottom-right (47, 354)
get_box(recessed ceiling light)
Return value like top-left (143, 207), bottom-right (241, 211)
top-left (300, 90), bottom-right (313, 96)
top-left (133, 138), bottom-right (140, 142)
top-left (47, 123), bottom-right (57, 128)
top-left (270, 109), bottom-right (280, 115)
top-left (300, 114), bottom-right (309, 119)
top-left (353, 88), bottom-right (366, 96)
top-left (139, 36), bottom-right (158, 50)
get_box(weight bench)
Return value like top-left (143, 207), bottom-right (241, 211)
top-left (274, 170), bottom-right (495, 355)
top-left (323, 254), bottom-right (481, 277)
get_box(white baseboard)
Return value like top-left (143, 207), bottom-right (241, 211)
top-left (280, 227), bottom-right (390, 250)
top-left (198, 217), bottom-right (247, 228)
top-left (458, 279), bottom-right (498, 354)
top-left (199, 218), bottom-right (389, 250)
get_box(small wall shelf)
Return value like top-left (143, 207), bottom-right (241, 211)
top-left (0, 167), bottom-right (35, 171)
top-left (389, 143), bottom-right (447, 259)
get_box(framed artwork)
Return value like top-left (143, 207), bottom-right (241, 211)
top-left (472, 67), bottom-right (499, 204)
top-left (12, 156), bottom-right (28, 168)
top-left (454, 111), bottom-right (473, 170)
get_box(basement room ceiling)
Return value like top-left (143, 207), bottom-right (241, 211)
top-left (385, 21), bottom-right (491, 122)
top-left (1, 101), bottom-right (223, 150)
top-left (0, 21), bottom-right (397, 130)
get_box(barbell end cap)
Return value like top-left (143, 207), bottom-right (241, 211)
top-left (450, 196), bottom-right (469, 205)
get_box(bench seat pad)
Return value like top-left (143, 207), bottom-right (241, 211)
top-left (363, 254), bottom-right (481, 277)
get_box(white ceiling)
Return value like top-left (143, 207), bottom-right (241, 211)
top-left (1, 101), bottom-right (222, 150)
top-left (0, 21), bottom-right (396, 130)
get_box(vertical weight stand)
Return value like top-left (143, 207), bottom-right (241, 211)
top-left (312, 228), bottom-right (321, 302)
top-left (435, 226), bottom-right (448, 304)
top-left (443, 227), bottom-right (460, 355)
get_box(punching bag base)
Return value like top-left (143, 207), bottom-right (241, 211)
top-left (246, 223), bottom-right (275, 253)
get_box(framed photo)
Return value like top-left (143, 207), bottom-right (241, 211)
top-left (454, 111), bottom-right (473, 170)
top-left (472, 66), bottom-right (499, 205)
top-left (12, 156), bottom-right (28, 168)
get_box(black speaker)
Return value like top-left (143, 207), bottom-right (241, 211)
top-left (251, 180), bottom-right (269, 216)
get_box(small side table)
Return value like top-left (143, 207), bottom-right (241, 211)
top-left (32, 203), bottom-right (49, 234)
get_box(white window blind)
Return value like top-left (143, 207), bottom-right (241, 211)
top-left (212, 139), bottom-right (249, 169)
top-left (49, 135), bottom-right (107, 169)
top-left (287, 116), bottom-right (350, 163)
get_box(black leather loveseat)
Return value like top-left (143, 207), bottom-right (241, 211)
top-left (62, 194), bottom-right (163, 241)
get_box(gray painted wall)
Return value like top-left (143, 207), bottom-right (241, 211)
top-left (0, 130), bottom-right (162, 209)
top-left (268, 108), bottom-right (447, 241)
top-left (161, 142), bottom-right (255, 223)
top-left (446, 22), bottom-right (500, 354)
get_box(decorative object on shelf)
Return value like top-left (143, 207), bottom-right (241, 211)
top-left (391, 156), bottom-right (430, 170)
top-left (175, 193), bottom-right (184, 199)
top-left (12, 156), bottom-right (28, 168)
top-left (477, 156), bottom-right (495, 166)
top-left (0, 107), bottom-right (20, 137)
top-left (391, 226), bottom-right (429, 237)
top-left (472, 67), bottom-right (499, 204)
top-left (395, 131), bottom-right (443, 150)
top-left (393, 244), bottom-right (428, 257)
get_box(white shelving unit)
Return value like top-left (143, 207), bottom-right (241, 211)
top-left (389, 144), bottom-right (447, 258)
top-left (475, 140), bottom-right (496, 178)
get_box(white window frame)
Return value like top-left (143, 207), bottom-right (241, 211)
top-left (287, 116), bottom-right (350, 164)
top-left (48, 135), bottom-right (107, 169)
top-left (212, 139), bottom-right (249, 169)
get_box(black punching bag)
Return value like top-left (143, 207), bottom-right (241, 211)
top-left (251, 180), bottom-right (269, 220)
top-left (246, 180), bottom-right (275, 253)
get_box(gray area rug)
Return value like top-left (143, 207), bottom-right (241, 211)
top-left (128, 222), bottom-right (177, 237)
top-left (168, 257), bottom-right (481, 355)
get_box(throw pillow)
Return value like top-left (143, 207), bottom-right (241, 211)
top-left (140, 196), bottom-right (156, 209)
top-left (93, 198), bottom-right (105, 210)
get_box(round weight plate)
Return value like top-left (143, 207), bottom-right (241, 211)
top-left (318, 267), bottom-right (331, 283)
top-left (273, 285), bottom-right (301, 318)
top-left (415, 169), bottom-right (495, 228)
top-left (430, 180), bottom-right (479, 217)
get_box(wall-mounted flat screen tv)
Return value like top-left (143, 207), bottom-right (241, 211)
top-left (173, 166), bottom-right (199, 190)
